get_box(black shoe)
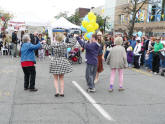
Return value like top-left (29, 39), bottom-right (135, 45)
top-left (161, 72), bottom-right (164, 76)
top-left (29, 88), bottom-right (38, 92)
top-left (54, 93), bottom-right (59, 97)
top-left (60, 94), bottom-right (64, 97)
top-left (24, 88), bottom-right (29, 90)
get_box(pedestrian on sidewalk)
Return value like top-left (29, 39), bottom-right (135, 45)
top-left (21, 35), bottom-right (42, 91)
top-left (106, 37), bottom-right (128, 92)
top-left (31, 32), bottom-right (39, 57)
top-left (42, 33), bottom-right (77, 97)
top-left (38, 34), bottom-right (45, 61)
top-left (152, 37), bottom-right (164, 75)
top-left (11, 30), bottom-right (18, 58)
top-left (133, 37), bottom-right (142, 69)
top-left (146, 37), bottom-right (155, 72)
top-left (76, 34), bottom-right (100, 93)
top-left (94, 31), bottom-right (105, 84)
top-left (104, 35), bottom-right (114, 61)
top-left (127, 46), bottom-right (133, 68)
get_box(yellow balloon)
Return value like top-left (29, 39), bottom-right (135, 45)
top-left (90, 20), bottom-right (96, 24)
top-left (88, 12), bottom-right (94, 17)
top-left (94, 23), bottom-right (99, 30)
top-left (93, 15), bottom-right (96, 22)
top-left (82, 21), bottom-right (88, 28)
top-left (88, 12), bottom-right (95, 21)
top-left (84, 33), bottom-right (89, 40)
top-left (86, 24), bottom-right (95, 32)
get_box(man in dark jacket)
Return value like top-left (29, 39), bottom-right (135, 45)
top-left (11, 31), bottom-right (18, 57)
top-left (31, 32), bottom-right (39, 57)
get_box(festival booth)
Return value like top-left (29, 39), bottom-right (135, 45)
top-left (25, 21), bottom-right (49, 33)
top-left (8, 21), bottom-right (26, 31)
top-left (48, 17), bottom-right (80, 42)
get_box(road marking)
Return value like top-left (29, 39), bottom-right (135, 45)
top-left (131, 68), bottom-right (152, 77)
top-left (0, 70), bottom-right (14, 74)
top-left (4, 92), bottom-right (10, 96)
top-left (0, 91), bottom-right (11, 97)
top-left (72, 81), bottom-right (114, 121)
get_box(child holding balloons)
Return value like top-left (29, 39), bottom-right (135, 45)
top-left (76, 34), bottom-right (100, 92)
top-left (79, 12), bottom-right (100, 92)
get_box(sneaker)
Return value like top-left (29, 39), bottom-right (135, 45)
top-left (108, 88), bottom-right (113, 92)
top-left (109, 85), bottom-right (113, 92)
top-left (118, 87), bottom-right (125, 92)
top-left (94, 79), bottom-right (98, 84)
top-left (154, 72), bottom-right (158, 75)
top-left (87, 88), bottom-right (96, 93)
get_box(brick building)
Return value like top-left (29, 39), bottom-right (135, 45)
top-left (76, 8), bottom-right (90, 18)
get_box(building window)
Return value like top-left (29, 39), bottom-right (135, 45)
top-left (120, 14), bottom-right (125, 24)
top-left (148, 0), bottom-right (165, 22)
top-left (135, 10), bottom-right (145, 23)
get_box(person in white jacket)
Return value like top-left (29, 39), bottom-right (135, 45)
top-left (133, 37), bottom-right (142, 69)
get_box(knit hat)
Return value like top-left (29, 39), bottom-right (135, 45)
top-left (97, 31), bottom-right (102, 36)
top-left (127, 46), bottom-right (133, 51)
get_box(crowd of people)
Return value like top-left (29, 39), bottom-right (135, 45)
top-left (103, 33), bottom-right (165, 76)
top-left (1, 30), bottom-right (165, 97)
top-left (0, 30), bottom-right (51, 59)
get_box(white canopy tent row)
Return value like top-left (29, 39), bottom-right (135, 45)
top-left (6, 17), bottom-right (80, 42)
top-left (47, 17), bottom-right (80, 42)
top-left (49, 17), bottom-right (80, 29)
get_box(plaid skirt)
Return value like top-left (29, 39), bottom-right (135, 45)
top-left (50, 57), bottom-right (72, 74)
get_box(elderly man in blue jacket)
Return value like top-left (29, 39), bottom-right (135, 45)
top-left (21, 35), bottom-right (42, 91)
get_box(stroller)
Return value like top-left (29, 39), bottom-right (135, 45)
top-left (68, 48), bottom-right (82, 64)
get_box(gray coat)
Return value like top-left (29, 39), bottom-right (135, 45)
top-left (106, 45), bottom-right (128, 69)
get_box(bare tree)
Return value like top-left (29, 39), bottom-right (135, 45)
top-left (54, 11), bottom-right (68, 19)
top-left (123, 0), bottom-right (153, 38)
top-left (67, 12), bottom-right (81, 25)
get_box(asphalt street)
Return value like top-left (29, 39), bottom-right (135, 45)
top-left (0, 55), bottom-right (165, 124)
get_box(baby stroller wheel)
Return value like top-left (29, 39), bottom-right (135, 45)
top-left (78, 56), bottom-right (82, 64)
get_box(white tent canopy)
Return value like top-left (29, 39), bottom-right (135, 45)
top-left (26, 21), bottom-right (49, 27)
top-left (50, 17), bottom-right (80, 29)
top-left (48, 17), bottom-right (80, 43)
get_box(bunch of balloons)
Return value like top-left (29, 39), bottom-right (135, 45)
top-left (80, 12), bottom-right (99, 40)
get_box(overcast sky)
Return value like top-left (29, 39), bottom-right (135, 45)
top-left (0, 0), bottom-right (105, 23)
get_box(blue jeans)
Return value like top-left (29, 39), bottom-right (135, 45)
top-left (104, 50), bottom-right (110, 61)
top-left (160, 59), bottom-right (165, 68)
top-left (147, 53), bottom-right (153, 70)
top-left (86, 64), bottom-right (97, 89)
